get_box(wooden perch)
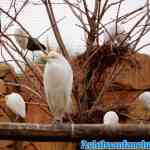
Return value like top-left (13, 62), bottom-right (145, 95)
top-left (0, 123), bottom-right (150, 142)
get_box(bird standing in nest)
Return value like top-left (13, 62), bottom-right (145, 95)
top-left (43, 51), bottom-right (73, 127)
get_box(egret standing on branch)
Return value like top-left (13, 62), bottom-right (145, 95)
top-left (43, 51), bottom-right (73, 126)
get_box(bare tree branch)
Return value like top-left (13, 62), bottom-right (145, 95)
top-left (43, 0), bottom-right (69, 58)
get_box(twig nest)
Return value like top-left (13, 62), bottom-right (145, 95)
top-left (103, 111), bottom-right (119, 125)
top-left (5, 93), bottom-right (26, 118)
top-left (138, 92), bottom-right (150, 110)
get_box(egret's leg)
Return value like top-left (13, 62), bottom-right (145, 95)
top-left (14, 114), bottom-right (20, 122)
top-left (52, 116), bottom-right (63, 128)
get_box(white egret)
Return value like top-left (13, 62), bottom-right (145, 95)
top-left (138, 91), bottom-right (150, 110)
top-left (5, 92), bottom-right (26, 119)
top-left (43, 51), bottom-right (73, 125)
top-left (103, 111), bottom-right (119, 126)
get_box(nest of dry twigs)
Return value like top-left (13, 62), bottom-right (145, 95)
top-left (70, 43), bottom-right (144, 124)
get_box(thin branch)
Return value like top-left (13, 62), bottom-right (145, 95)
top-left (99, 0), bottom-right (109, 20)
top-left (43, 0), bottom-right (69, 58)
top-left (5, 82), bottom-right (42, 99)
top-left (64, 0), bottom-right (89, 34)
top-left (119, 13), bottom-right (147, 47)
top-left (37, 16), bottom-right (66, 39)
top-left (105, 0), bottom-right (126, 12)
top-left (3, 0), bottom-right (29, 33)
top-left (82, 0), bottom-right (92, 26)
top-left (1, 7), bottom-right (47, 56)
top-left (3, 34), bottom-right (44, 86)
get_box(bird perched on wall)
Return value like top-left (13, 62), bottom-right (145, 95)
top-left (43, 51), bottom-right (73, 126)
top-left (14, 27), bottom-right (46, 51)
top-left (5, 92), bottom-right (26, 120)
top-left (138, 91), bottom-right (150, 110)
top-left (103, 111), bottom-right (119, 126)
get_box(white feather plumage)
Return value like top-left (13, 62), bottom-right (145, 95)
top-left (14, 27), bottom-right (29, 49)
top-left (5, 93), bottom-right (26, 118)
top-left (43, 51), bottom-right (73, 122)
top-left (103, 111), bottom-right (119, 125)
top-left (138, 92), bottom-right (150, 110)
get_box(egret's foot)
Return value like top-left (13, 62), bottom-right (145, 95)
top-left (68, 113), bottom-right (73, 123)
top-left (52, 119), bottom-right (63, 128)
top-left (63, 112), bottom-right (73, 123)
top-left (14, 115), bottom-right (20, 122)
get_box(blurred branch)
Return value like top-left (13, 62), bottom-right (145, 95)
top-left (129, 0), bottom-right (150, 50)
top-left (116, 0), bottom-right (123, 24)
top-left (99, 0), bottom-right (109, 20)
top-left (91, 60), bottom-right (124, 111)
top-left (4, 0), bottom-right (29, 33)
top-left (98, 3), bottom-right (149, 31)
top-left (136, 43), bottom-right (150, 51)
top-left (37, 16), bottom-right (66, 39)
top-left (43, 0), bottom-right (69, 58)
top-left (0, 11), bottom-right (1, 33)
top-left (64, 0), bottom-right (89, 34)
top-left (105, 0), bottom-right (126, 12)
top-left (119, 13), bottom-right (147, 47)
top-left (0, 7), bottom-right (47, 56)
top-left (1, 42), bottom-right (27, 76)
top-left (2, 33), bottom-right (43, 86)
top-left (2, 43), bottom-right (42, 91)
top-left (5, 81), bottom-right (42, 99)
top-left (82, 0), bottom-right (91, 26)
top-left (17, 0), bottom-right (79, 6)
